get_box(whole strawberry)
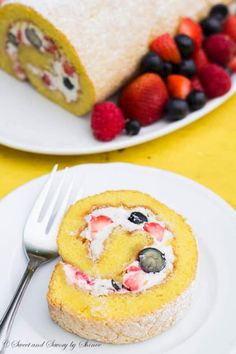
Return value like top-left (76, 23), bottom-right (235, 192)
top-left (119, 73), bottom-right (169, 126)
top-left (198, 64), bottom-right (231, 98)
top-left (204, 34), bottom-right (235, 67)
top-left (91, 102), bottom-right (125, 141)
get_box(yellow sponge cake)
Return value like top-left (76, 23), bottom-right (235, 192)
top-left (0, 0), bottom-right (231, 116)
top-left (47, 190), bottom-right (198, 344)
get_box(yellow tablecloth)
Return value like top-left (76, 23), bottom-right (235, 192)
top-left (0, 94), bottom-right (236, 209)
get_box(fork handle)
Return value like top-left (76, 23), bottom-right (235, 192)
top-left (0, 261), bottom-right (37, 353)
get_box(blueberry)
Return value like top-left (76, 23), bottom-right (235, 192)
top-left (178, 59), bottom-right (196, 78)
top-left (210, 4), bottom-right (229, 20)
top-left (187, 90), bottom-right (207, 111)
top-left (63, 77), bottom-right (74, 90)
top-left (200, 16), bottom-right (222, 36)
top-left (175, 34), bottom-right (194, 59)
top-left (7, 32), bottom-right (18, 47)
top-left (125, 120), bottom-right (141, 136)
top-left (111, 279), bottom-right (121, 291)
top-left (25, 28), bottom-right (42, 49)
top-left (138, 248), bottom-right (166, 273)
top-left (165, 98), bottom-right (189, 121)
top-left (141, 52), bottom-right (163, 74)
top-left (128, 212), bottom-right (148, 224)
top-left (159, 61), bottom-right (175, 78)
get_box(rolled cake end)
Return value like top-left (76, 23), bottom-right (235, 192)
top-left (0, 4), bottom-right (95, 116)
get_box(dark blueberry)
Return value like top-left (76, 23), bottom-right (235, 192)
top-left (111, 279), bottom-right (121, 291)
top-left (128, 212), bottom-right (148, 224)
top-left (178, 59), bottom-right (196, 78)
top-left (200, 16), bottom-right (222, 36)
top-left (25, 28), bottom-right (42, 49)
top-left (159, 61), bottom-right (175, 78)
top-left (165, 98), bottom-right (189, 121)
top-left (7, 32), bottom-right (18, 47)
top-left (141, 52), bottom-right (163, 74)
top-left (187, 90), bottom-right (207, 111)
top-left (63, 77), bottom-right (74, 90)
top-left (175, 34), bottom-right (194, 59)
top-left (138, 248), bottom-right (166, 273)
top-left (209, 4), bottom-right (229, 20)
top-left (125, 120), bottom-right (141, 136)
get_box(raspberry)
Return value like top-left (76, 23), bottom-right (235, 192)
top-left (204, 34), bottom-right (236, 67)
top-left (91, 102), bottom-right (125, 142)
top-left (198, 64), bottom-right (231, 99)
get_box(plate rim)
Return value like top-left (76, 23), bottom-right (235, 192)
top-left (0, 75), bottom-right (235, 156)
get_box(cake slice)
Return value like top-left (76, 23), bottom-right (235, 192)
top-left (0, 0), bottom-right (231, 116)
top-left (48, 190), bottom-right (198, 344)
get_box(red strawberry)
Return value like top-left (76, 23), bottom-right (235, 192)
top-left (144, 222), bottom-right (165, 241)
top-left (75, 270), bottom-right (93, 285)
top-left (42, 73), bottom-right (52, 87)
top-left (150, 33), bottom-right (181, 64)
top-left (126, 265), bottom-right (142, 273)
top-left (123, 271), bottom-right (143, 291)
top-left (178, 18), bottom-right (203, 50)
top-left (90, 215), bottom-right (113, 236)
top-left (223, 15), bottom-right (236, 41)
top-left (198, 64), bottom-right (231, 99)
top-left (229, 57), bottom-right (236, 72)
top-left (191, 76), bottom-right (204, 92)
top-left (63, 61), bottom-right (75, 77)
top-left (204, 34), bottom-right (236, 67)
top-left (167, 75), bottom-right (191, 99)
top-left (192, 48), bottom-right (209, 70)
top-left (119, 73), bottom-right (169, 126)
top-left (44, 37), bottom-right (58, 55)
top-left (91, 102), bottom-right (125, 141)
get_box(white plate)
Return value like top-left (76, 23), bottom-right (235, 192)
top-left (0, 163), bottom-right (236, 354)
top-left (0, 71), bottom-right (235, 155)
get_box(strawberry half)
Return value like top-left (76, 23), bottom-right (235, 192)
top-left (229, 57), bottom-right (236, 73)
top-left (223, 15), bottom-right (236, 41)
top-left (90, 215), bottom-right (113, 236)
top-left (192, 48), bottom-right (209, 70)
top-left (167, 75), bottom-right (191, 99)
top-left (178, 18), bottom-right (203, 51)
top-left (144, 222), bottom-right (165, 241)
top-left (150, 33), bottom-right (181, 64)
top-left (119, 73), bottom-right (169, 126)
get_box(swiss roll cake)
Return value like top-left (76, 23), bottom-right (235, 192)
top-left (47, 190), bottom-right (198, 344)
top-left (0, 0), bottom-right (231, 116)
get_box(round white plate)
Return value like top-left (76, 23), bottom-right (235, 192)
top-left (0, 71), bottom-right (235, 155)
top-left (0, 163), bottom-right (236, 354)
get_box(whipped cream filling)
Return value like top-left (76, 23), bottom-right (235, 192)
top-left (5, 22), bottom-right (80, 102)
top-left (63, 206), bottom-right (176, 296)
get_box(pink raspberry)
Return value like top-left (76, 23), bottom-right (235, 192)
top-left (198, 64), bottom-right (231, 99)
top-left (204, 34), bottom-right (236, 67)
top-left (91, 102), bottom-right (125, 142)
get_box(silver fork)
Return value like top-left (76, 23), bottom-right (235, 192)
top-left (0, 165), bottom-right (74, 353)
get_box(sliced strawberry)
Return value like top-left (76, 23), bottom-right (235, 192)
top-left (144, 222), bottom-right (165, 241)
top-left (150, 33), bottom-right (181, 64)
top-left (44, 37), bottom-right (58, 55)
top-left (119, 73), bottom-right (169, 126)
top-left (191, 76), bottom-right (204, 92)
top-left (75, 270), bottom-right (94, 285)
top-left (123, 271), bottom-right (143, 291)
top-left (229, 57), bottom-right (236, 72)
top-left (126, 265), bottom-right (142, 273)
top-left (167, 75), bottom-right (191, 99)
top-left (178, 18), bottom-right (203, 51)
top-left (90, 215), bottom-right (113, 236)
top-left (223, 15), bottom-right (236, 41)
top-left (63, 61), bottom-right (75, 77)
top-left (192, 48), bottom-right (209, 70)
top-left (42, 73), bottom-right (51, 87)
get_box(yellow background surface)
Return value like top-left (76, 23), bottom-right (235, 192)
top-left (0, 94), bottom-right (236, 209)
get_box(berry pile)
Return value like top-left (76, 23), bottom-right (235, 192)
top-left (91, 3), bottom-right (236, 142)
